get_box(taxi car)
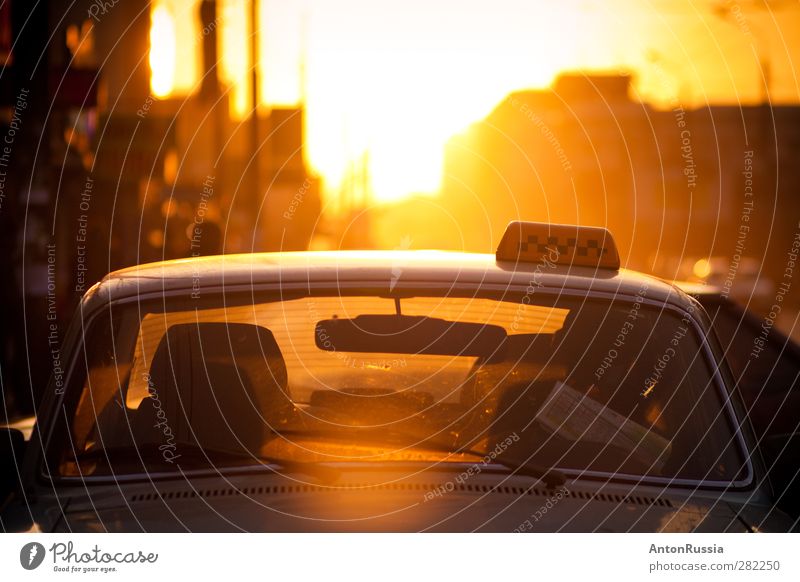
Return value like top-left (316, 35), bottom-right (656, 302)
top-left (1, 222), bottom-right (797, 532)
top-left (676, 283), bottom-right (800, 522)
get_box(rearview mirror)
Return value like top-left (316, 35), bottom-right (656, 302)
top-left (315, 315), bottom-right (507, 357)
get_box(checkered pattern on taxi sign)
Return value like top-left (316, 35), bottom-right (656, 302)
top-left (518, 235), bottom-right (610, 258)
top-left (496, 221), bottom-right (620, 270)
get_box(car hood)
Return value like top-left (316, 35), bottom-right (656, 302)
top-left (19, 469), bottom-right (793, 533)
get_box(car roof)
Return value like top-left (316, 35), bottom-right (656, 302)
top-left (673, 281), bottom-right (723, 297)
top-left (84, 251), bottom-right (691, 311)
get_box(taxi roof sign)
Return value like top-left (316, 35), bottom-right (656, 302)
top-left (496, 221), bottom-right (620, 270)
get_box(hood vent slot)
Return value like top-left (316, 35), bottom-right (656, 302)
top-left (567, 489), bottom-right (672, 508)
top-left (130, 482), bottom-right (671, 508)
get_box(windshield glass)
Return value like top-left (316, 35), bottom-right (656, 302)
top-left (56, 291), bottom-right (745, 483)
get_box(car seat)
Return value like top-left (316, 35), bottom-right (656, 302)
top-left (132, 322), bottom-right (293, 456)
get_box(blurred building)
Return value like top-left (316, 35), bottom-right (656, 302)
top-left (0, 0), bottom-right (321, 416)
top-left (441, 73), bottom-right (800, 292)
top-left (258, 107), bottom-right (322, 251)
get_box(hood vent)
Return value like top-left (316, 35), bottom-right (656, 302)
top-left (129, 481), bottom-right (672, 508)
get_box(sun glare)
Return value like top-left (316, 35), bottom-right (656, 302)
top-left (146, 1), bottom-right (598, 204)
top-left (207, 1), bottom-right (576, 205)
top-left (146, 1), bottom-right (799, 207)
top-left (219, 0), bottom-right (252, 118)
top-left (149, 5), bottom-right (177, 98)
top-left (298, 2), bottom-right (580, 205)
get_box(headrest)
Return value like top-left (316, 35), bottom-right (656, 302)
top-left (139, 322), bottom-right (291, 454)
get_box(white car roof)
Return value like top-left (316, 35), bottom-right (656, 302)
top-left (83, 251), bottom-right (691, 312)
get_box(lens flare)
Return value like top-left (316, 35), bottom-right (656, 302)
top-left (693, 258), bottom-right (712, 279)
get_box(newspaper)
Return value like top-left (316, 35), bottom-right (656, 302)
top-left (535, 381), bottom-right (672, 472)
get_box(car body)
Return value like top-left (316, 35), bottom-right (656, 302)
top-left (1, 223), bottom-right (797, 532)
top-left (677, 282), bottom-right (800, 520)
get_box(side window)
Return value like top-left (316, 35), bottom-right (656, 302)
top-left (704, 298), bottom-right (800, 439)
top-left (57, 309), bottom-right (138, 476)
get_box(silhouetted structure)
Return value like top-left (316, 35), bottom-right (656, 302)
top-left (0, 0), bottom-right (322, 416)
top-left (442, 73), bottom-right (800, 292)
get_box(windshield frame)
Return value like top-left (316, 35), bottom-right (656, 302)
top-left (40, 280), bottom-right (754, 491)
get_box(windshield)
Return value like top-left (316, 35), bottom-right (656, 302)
top-left (56, 291), bottom-right (745, 484)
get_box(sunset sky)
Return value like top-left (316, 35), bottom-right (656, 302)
top-left (150, 0), bottom-right (800, 204)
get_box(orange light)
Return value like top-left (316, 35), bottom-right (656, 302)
top-left (150, 5), bottom-right (176, 98)
top-left (693, 259), bottom-right (712, 279)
